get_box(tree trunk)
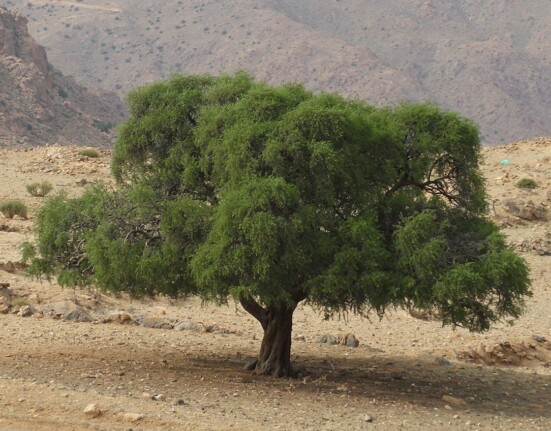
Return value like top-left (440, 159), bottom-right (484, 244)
top-left (240, 298), bottom-right (296, 378)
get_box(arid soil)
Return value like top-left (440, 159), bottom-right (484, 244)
top-left (1, 139), bottom-right (551, 430)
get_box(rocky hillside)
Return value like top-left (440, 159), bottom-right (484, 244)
top-left (0, 7), bottom-right (125, 147)
top-left (6, 0), bottom-right (551, 144)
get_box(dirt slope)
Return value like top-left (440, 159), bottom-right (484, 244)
top-left (0, 138), bottom-right (550, 429)
top-left (6, 0), bottom-right (551, 144)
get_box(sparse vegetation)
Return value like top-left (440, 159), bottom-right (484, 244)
top-left (0, 200), bottom-right (28, 219)
top-left (92, 119), bottom-right (115, 133)
top-left (26, 181), bottom-right (53, 197)
top-left (11, 297), bottom-right (30, 307)
top-left (516, 178), bottom-right (538, 189)
top-left (78, 148), bottom-right (100, 158)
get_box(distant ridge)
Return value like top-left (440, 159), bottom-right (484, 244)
top-left (7, 0), bottom-right (551, 145)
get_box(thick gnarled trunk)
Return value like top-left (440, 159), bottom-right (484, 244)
top-left (240, 297), bottom-right (296, 378)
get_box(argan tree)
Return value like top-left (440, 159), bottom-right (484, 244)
top-left (24, 73), bottom-right (531, 377)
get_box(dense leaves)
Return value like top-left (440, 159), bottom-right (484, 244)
top-left (25, 72), bottom-right (531, 375)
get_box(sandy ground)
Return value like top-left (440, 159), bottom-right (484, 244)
top-left (0, 140), bottom-right (550, 430)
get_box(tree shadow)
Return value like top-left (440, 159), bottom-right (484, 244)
top-left (173, 351), bottom-right (551, 419)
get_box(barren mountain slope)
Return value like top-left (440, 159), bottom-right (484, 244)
top-left (0, 138), bottom-right (551, 430)
top-left (0, 7), bottom-right (125, 147)
top-left (6, 0), bottom-right (551, 144)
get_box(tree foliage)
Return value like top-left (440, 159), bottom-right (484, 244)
top-left (25, 72), bottom-right (531, 377)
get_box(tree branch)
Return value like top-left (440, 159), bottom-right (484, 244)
top-left (239, 295), bottom-right (269, 330)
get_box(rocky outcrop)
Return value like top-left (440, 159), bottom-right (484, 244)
top-left (0, 7), bottom-right (125, 147)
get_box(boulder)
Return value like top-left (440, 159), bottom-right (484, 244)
top-left (174, 320), bottom-right (200, 332)
top-left (340, 333), bottom-right (360, 348)
top-left (18, 304), bottom-right (35, 317)
top-left (139, 316), bottom-right (174, 329)
top-left (44, 300), bottom-right (93, 322)
top-left (315, 334), bottom-right (339, 345)
top-left (502, 199), bottom-right (547, 221)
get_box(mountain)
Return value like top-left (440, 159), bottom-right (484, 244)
top-left (6, 0), bottom-right (551, 144)
top-left (0, 7), bottom-right (125, 147)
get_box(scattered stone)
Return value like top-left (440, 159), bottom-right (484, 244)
top-left (294, 334), bottom-right (306, 342)
top-left (408, 307), bottom-right (440, 321)
top-left (152, 393), bottom-right (166, 401)
top-left (341, 333), bottom-right (360, 348)
top-left (105, 311), bottom-right (134, 324)
top-left (511, 231), bottom-right (551, 255)
top-left (315, 334), bottom-right (360, 347)
top-left (76, 178), bottom-right (88, 186)
top-left (357, 413), bottom-right (373, 422)
top-left (139, 316), bottom-right (174, 329)
top-left (174, 320), bottom-right (200, 332)
top-left (315, 334), bottom-right (339, 345)
top-left (0, 224), bottom-right (19, 232)
top-left (0, 284), bottom-right (11, 312)
top-left (44, 300), bottom-right (93, 322)
top-left (18, 304), bottom-right (35, 317)
top-left (0, 261), bottom-right (16, 273)
top-left (418, 353), bottom-right (453, 367)
top-left (457, 339), bottom-right (551, 366)
top-left (502, 199), bottom-right (547, 221)
top-left (175, 399), bottom-right (187, 406)
top-left (532, 335), bottom-right (547, 343)
top-left (121, 413), bottom-right (144, 422)
top-left (442, 395), bottom-right (467, 406)
top-left (83, 403), bottom-right (102, 418)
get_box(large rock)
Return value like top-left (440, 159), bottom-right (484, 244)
top-left (315, 334), bottom-right (339, 345)
top-left (43, 300), bottom-right (94, 322)
top-left (174, 320), bottom-right (201, 332)
top-left (103, 310), bottom-right (134, 324)
top-left (0, 283), bottom-right (11, 313)
top-left (138, 316), bottom-right (174, 329)
top-left (316, 333), bottom-right (360, 347)
top-left (83, 403), bottom-right (102, 418)
top-left (18, 304), bottom-right (35, 317)
top-left (340, 333), bottom-right (360, 348)
top-left (502, 200), bottom-right (547, 221)
top-left (512, 232), bottom-right (551, 255)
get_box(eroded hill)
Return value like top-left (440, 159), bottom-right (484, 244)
top-left (0, 7), bottom-right (125, 147)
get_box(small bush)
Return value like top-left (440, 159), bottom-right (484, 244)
top-left (26, 181), bottom-right (53, 197)
top-left (79, 148), bottom-right (100, 158)
top-left (0, 200), bottom-right (28, 219)
top-left (516, 178), bottom-right (538, 189)
top-left (92, 119), bottom-right (115, 133)
top-left (11, 298), bottom-right (30, 307)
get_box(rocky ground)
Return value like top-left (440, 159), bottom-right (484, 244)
top-left (0, 139), bottom-right (550, 430)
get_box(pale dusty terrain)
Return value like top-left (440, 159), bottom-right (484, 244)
top-left (0, 139), bottom-right (551, 430)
